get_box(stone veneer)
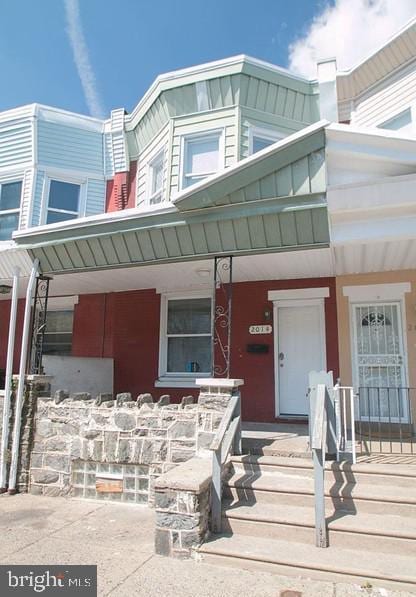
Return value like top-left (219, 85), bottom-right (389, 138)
top-left (154, 379), bottom-right (243, 558)
top-left (29, 392), bottom-right (226, 503)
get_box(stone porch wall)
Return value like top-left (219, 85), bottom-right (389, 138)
top-left (29, 392), bottom-right (225, 504)
top-left (0, 380), bottom-right (40, 493)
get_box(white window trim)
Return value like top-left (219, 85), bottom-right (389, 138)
top-left (0, 179), bottom-right (23, 239)
top-left (179, 129), bottom-right (225, 191)
top-left (156, 290), bottom-right (213, 387)
top-left (342, 283), bottom-right (411, 302)
top-left (147, 149), bottom-right (165, 206)
top-left (268, 287), bottom-right (330, 301)
top-left (41, 175), bottom-right (87, 225)
top-left (249, 125), bottom-right (285, 155)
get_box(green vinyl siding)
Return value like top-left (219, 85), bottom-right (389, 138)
top-left (27, 204), bottom-right (329, 275)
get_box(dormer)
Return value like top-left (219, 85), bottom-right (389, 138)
top-left (106, 56), bottom-right (320, 212)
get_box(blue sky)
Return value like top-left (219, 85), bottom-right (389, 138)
top-left (1, 1), bottom-right (414, 118)
top-left (0, 0), bottom-right (322, 116)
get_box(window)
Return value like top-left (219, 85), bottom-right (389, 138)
top-left (160, 296), bottom-right (212, 377)
top-left (182, 132), bottom-right (221, 188)
top-left (148, 152), bottom-right (165, 204)
top-left (0, 181), bottom-right (22, 240)
top-left (43, 310), bottom-right (74, 355)
top-left (46, 180), bottom-right (80, 224)
top-left (378, 108), bottom-right (413, 132)
top-left (249, 127), bottom-right (284, 155)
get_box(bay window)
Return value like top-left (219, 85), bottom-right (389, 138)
top-left (249, 126), bottom-right (284, 155)
top-left (182, 131), bottom-right (222, 189)
top-left (0, 180), bottom-right (22, 240)
top-left (148, 151), bottom-right (165, 204)
top-left (46, 180), bottom-right (81, 224)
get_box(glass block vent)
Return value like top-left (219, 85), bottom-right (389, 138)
top-left (71, 460), bottom-right (149, 504)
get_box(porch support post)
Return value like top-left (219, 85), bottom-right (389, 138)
top-left (212, 256), bottom-right (233, 378)
top-left (8, 259), bottom-right (39, 494)
top-left (0, 267), bottom-right (20, 491)
top-left (28, 275), bottom-right (51, 375)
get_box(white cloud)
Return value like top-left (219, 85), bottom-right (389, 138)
top-left (64, 0), bottom-right (106, 118)
top-left (288, 0), bottom-right (416, 78)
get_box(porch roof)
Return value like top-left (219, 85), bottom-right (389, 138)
top-left (13, 122), bottom-right (329, 276)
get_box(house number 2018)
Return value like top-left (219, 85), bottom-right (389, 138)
top-left (249, 325), bottom-right (272, 334)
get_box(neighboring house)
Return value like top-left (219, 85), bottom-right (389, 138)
top-left (0, 20), bottom-right (416, 426)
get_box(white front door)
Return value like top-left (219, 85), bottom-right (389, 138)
top-left (275, 300), bottom-right (326, 416)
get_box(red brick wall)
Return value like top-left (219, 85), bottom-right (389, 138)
top-left (105, 161), bottom-right (138, 213)
top-left (0, 299), bottom-right (25, 375)
top-left (0, 278), bottom-right (339, 422)
top-left (229, 278), bottom-right (338, 422)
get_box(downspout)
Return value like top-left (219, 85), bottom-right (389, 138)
top-left (0, 267), bottom-right (20, 492)
top-left (8, 258), bottom-right (39, 494)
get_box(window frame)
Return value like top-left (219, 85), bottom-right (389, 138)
top-left (0, 178), bottom-right (23, 240)
top-left (41, 176), bottom-right (87, 226)
top-left (248, 125), bottom-right (284, 155)
top-left (147, 150), bottom-right (165, 205)
top-left (157, 291), bottom-right (213, 385)
top-left (42, 308), bottom-right (74, 356)
top-left (180, 129), bottom-right (224, 190)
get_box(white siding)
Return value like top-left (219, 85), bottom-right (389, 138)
top-left (31, 170), bottom-right (45, 227)
top-left (37, 120), bottom-right (104, 173)
top-left (104, 132), bottom-right (114, 177)
top-left (351, 63), bottom-right (416, 128)
top-left (0, 116), bottom-right (33, 170)
top-left (85, 179), bottom-right (106, 216)
top-left (19, 168), bottom-right (35, 229)
top-left (137, 125), bottom-right (170, 206)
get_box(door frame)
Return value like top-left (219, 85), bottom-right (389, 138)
top-left (272, 297), bottom-right (327, 418)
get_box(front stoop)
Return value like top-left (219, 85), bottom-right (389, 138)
top-left (197, 455), bottom-right (416, 592)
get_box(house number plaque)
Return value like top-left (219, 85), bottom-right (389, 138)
top-left (249, 325), bottom-right (272, 334)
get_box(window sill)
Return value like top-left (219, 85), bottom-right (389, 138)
top-left (155, 377), bottom-right (204, 388)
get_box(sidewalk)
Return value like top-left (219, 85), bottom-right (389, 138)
top-left (0, 494), bottom-right (412, 596)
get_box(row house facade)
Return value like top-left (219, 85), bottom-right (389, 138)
top-left (0, 19), bottom-right (416, 426)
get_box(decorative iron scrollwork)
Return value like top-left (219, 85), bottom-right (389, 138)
top-left (28, 275), bottom-right (51, 374)
top-left (212, 256), bottom-right (232, 378)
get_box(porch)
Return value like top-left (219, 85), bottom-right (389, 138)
top-left (242, 420), bottom-right (416, 461)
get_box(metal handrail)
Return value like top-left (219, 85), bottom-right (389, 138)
top-left (209, 390), bottom-right (242, 533)
top-left (310, 375), bottom-right (356, 548)
top-left (311, 383), bottom-right (328, 548)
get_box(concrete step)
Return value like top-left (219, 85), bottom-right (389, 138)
top-left (224, 484), bottom-right (416, 517)
top-left (224, 471), bottom-right (416, 519)
top-left (197, 533), bottom-right (416, 591)
top-left (221, 500), bottom-right (416, 555)
top-left (230, 455), bottom-right (416, 488)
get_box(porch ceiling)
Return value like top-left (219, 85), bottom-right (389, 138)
top-left (0, 249), bottom-right (334, 300)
